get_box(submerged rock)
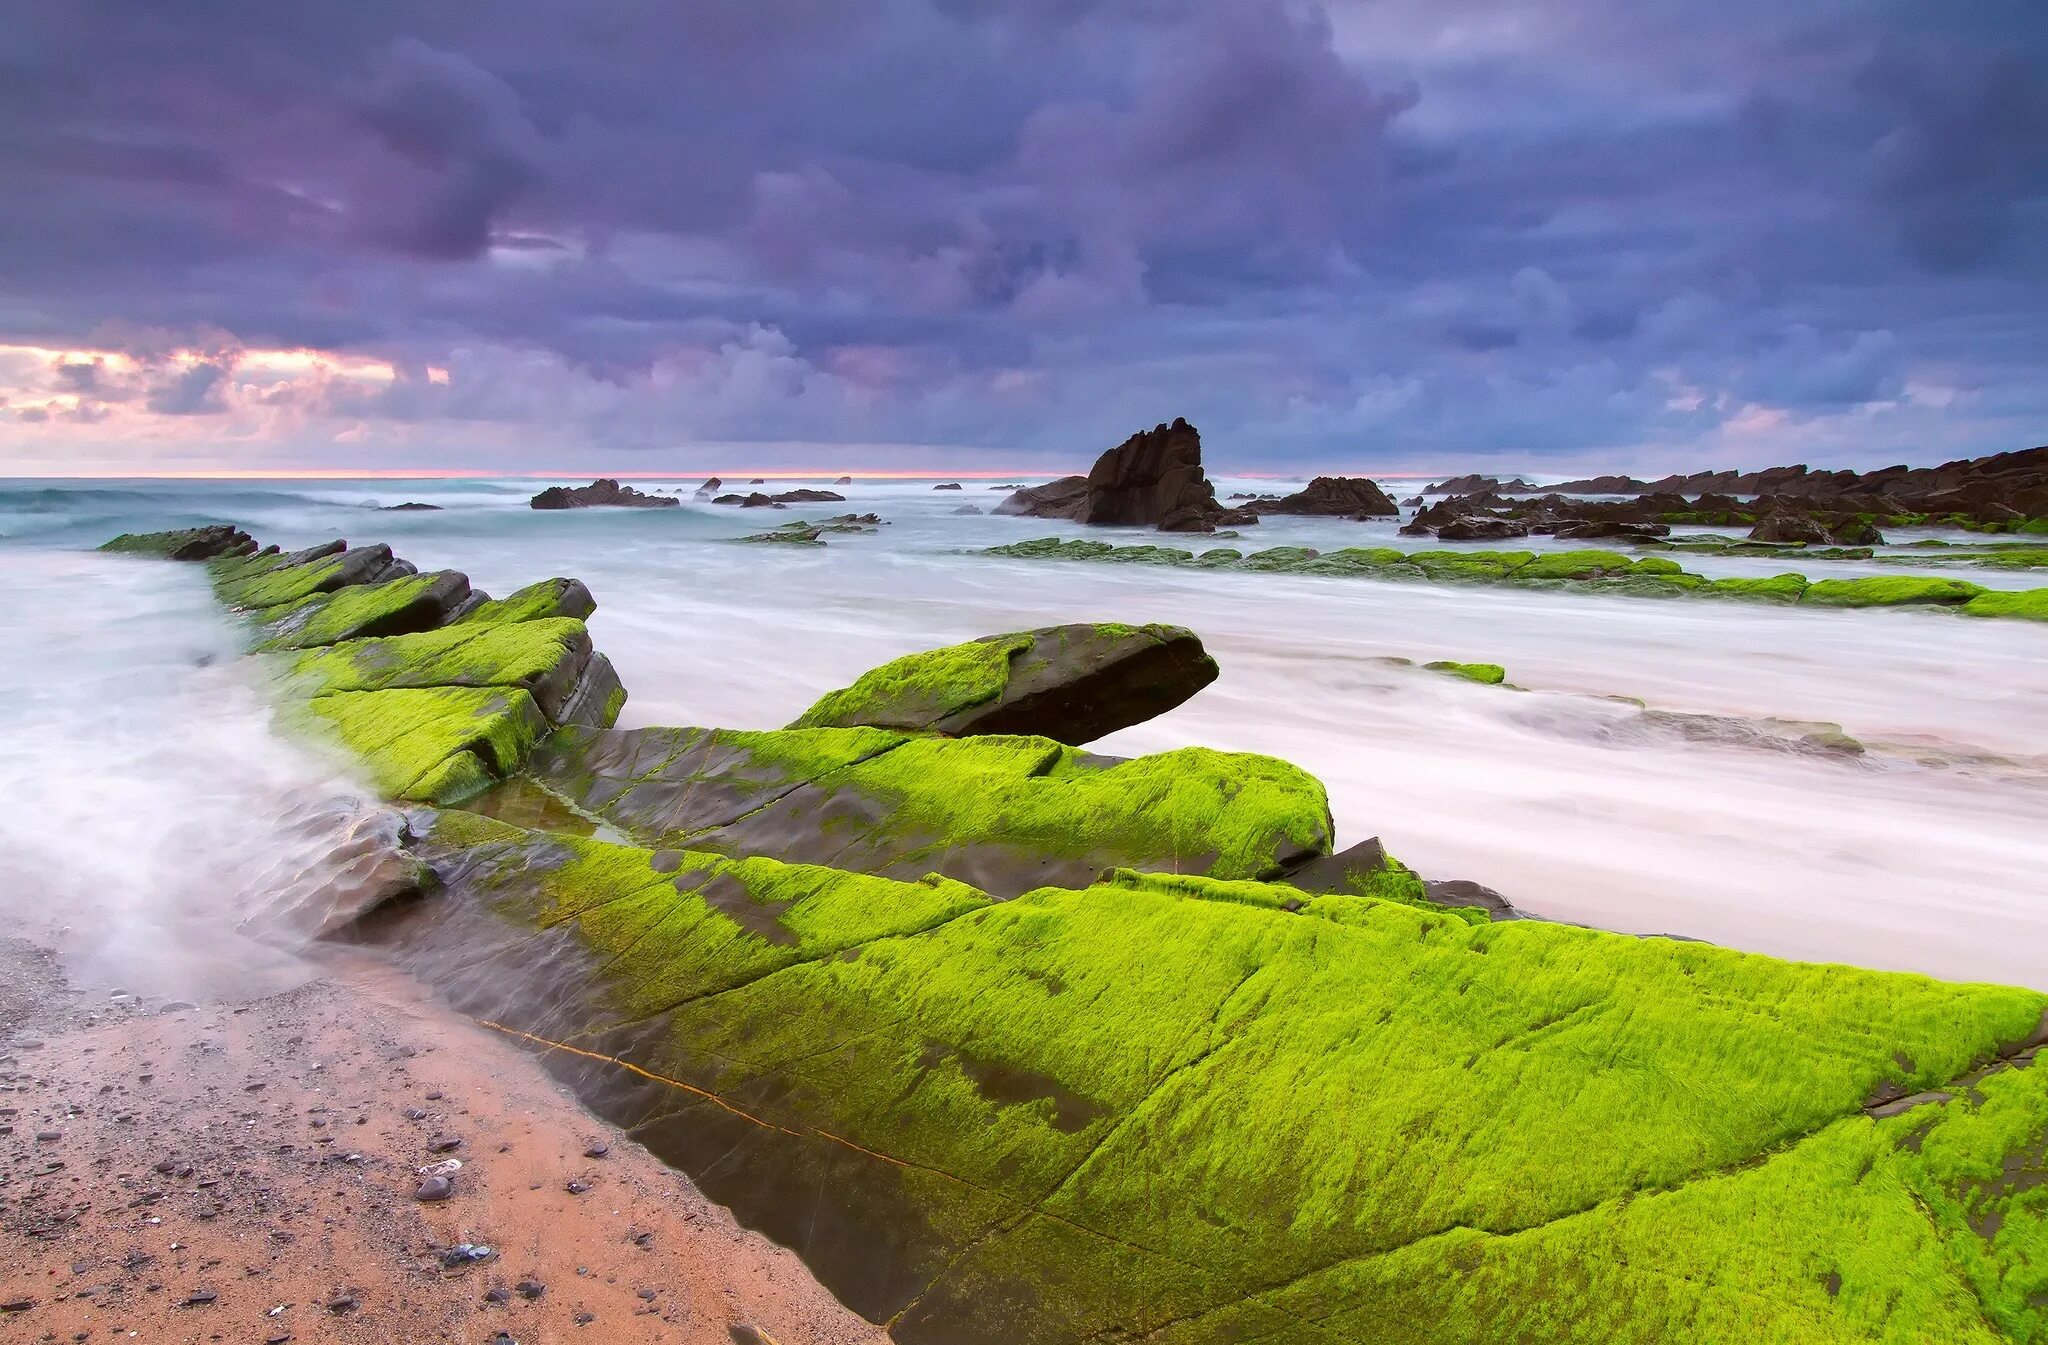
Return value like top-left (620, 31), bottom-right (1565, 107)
top-left (791, 623), bottom-right (1218, 745)
top-left (530, 479), bottom-right (679, 510)
top-left (100, 523), bottom-right (259, 561)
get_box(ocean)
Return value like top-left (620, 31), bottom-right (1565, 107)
top-left (4, 473), bottom-right (2045, 989)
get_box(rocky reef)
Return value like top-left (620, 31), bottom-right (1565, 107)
top-left (95, 523), bottom-right (2048, 1344)
top-left (984, 535), bottom-right (2048, 620)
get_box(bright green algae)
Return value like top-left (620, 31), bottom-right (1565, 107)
top-left (293, 686), bottom-right (547, 800)
top-left (412, 817), bottom-right (2048, 1344)
top-left (535, 725), bottom-right (1335, 885)
top-left (453, 577), bottom-right (595, 626)
top-left (984, 537), bottom-right (2048, 620)
top-left (248, 573), bottom-right (459, 650)
top-left (792, 633), bottom-right (1032, 731)
top-left (274, 618), bottom-right (590, 698)
top-left (1425, 659), bottom-right (1507, 685)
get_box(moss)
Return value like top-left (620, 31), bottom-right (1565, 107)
top-left (792, 634), bottom-right (1031, 732)
top-left (426, 832), bottom-right (2047, 1341)
top-left (1097, 544), bottom-right (1195, 566)
top-left (1188, 548), bottom-right (1244, 568)
top-left (1800, 576), bottom-right (1987, 608)
top-left (1408, 550), bottom-right (1535, 582)
top-left (277, 618), bottom-right (590, 699)
top-left (829, 735), bottom-right (1333, 881)
top-left (1237, 546), bottom-right (1321, 571)
top-left (1708, 573), bottom-right (1810, 602)
top-left (251, 572), bottom-right (462, 650)
top-left (214, 553), bottom-right (348, 609)
top-left (1424, 660), bottom-right (1507, 685)
top-left (292, 685), bottom-right (547, 798)
top-left (1518, 550), bottom-right (1641, 580)
top-left (453, 577), bottom-right (596, 625)
top-left (1961, 589), bottom-right (2048, 622)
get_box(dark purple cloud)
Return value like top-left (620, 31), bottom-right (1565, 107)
top-left (0, 0), bottom-right (2044, 471)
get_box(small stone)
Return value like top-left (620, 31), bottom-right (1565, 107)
top-left (415, 1174), bottom-right (454, 1202)
top-left (426, 1134), bottom-right (462, 1153)
top-left (181, 1288), bottom-right (217, 1307)
top-left (565, 1180), bottom-right (589, 1195)
top-left (327, 1293), bottom-right (358, 1314)
top-left (574, 1312), bottom-right (595, 1326)
top-left (403, 1107), bottom-right (428, 1121)
top-left (35, 1131), bottom-right (60, 1142)
top-left (483, 1287), bottom-right (510, 1304)
top-left (582, 1142), bottom-right (609, 1159)
top-left (515, 1279), bottom-right (544, 1301)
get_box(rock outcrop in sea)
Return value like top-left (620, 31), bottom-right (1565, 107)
top-left (529, 479), bottom-right (679, 510)
top-left (997, 417), bottom-right (1255, 532)
top-left (90, 522), bottom-right (2048, 1345)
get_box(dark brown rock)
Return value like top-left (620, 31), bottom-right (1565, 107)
top-left (1251, 476), bottom-right (1399, 518)
top-left (530, 479), bottom-right (680, 510)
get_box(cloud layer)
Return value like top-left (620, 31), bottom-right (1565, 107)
top-left (3, 0), bottom-right (2044, 473)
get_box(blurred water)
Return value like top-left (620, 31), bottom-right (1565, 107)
top-left (4, 475), bottom-right (2046, 988)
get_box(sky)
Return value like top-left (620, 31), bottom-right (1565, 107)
top-left (3, 1), bottom-right (2046, 477)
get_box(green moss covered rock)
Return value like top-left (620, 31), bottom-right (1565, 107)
top-left (791, 623), bottom-right (1217, 745)
top-left (1800, 576), bottom-right (1987, 608)
top-left (397, 814), bottom-right (2048, 1344)
top-left (526, 723), bottom-right (1333, 896)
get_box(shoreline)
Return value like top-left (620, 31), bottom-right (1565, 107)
top-left (0, 938), bottom-right (885, 1345)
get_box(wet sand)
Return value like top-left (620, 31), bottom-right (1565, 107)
top-left (0, 942), bottom-right (885, 1345)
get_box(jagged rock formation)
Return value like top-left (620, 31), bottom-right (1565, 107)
top-left (694, 477), bottom-right (723, 496)
top-left (530, 479), bottom-right (679, 510)
top-left (834, 475), bottom-right (853, 485)
top-left (1250, 476), bottom-right (1399, 518)
top-left (713, 492), bottom-right (784, 508)
top-left (1541, 444), bottom-right (2048, 529)
top-left (791, 623), bottom-right (1218, 745)
top-left (772, 488), bottom-right (845, 504)
top-left (100, 522), bottom-right (2048, 1345)
top-left (997, 418), bottom-right (1251, 532)
top-left (984, 535), bottom-right (2048, 619)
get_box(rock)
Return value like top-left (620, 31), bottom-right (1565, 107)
top-left (834, 475), bottom-right (853, 485)
top-left (1552, 520), bottom-right (1670, 540)
top-left (933, 482), bottom-right (963, 490)
top-left (415, 1175), bottom-right (454, 1201)
top-left (738, 526), bottom-right (825, 545)
top-left (378, 502), bottom-right (443, 511)
top-left (584, 1142), bottom-right (610, 1158)
top-left (1401, 495), bottom-right (1424, 507)
top-left (1435, 516), bottom-right (1531, 541)
top-left (1253, 476), bottom-right (1399, 517)
top-left (1422, 878), bottom-right (1521, 920)
top-left (770, 489), bottom-right (845, 503)
top-left (994, 419), bottom-right (1230, 532)
top-left (694, 477), bottom-right (723, 496)
top-left (1748, 514), bottom-right (1830, 546)
top-left (791, 623), bottom-right (1219, 746)
top-left (950, 504), bottom-right (985, 515)
top-left (529, 479), bottom-right (680, 510)
top-left (100, 523), bottom-right (259, 561)
top-left (993, 475), bottom-right (1089, 519)
top-left (749, 478), bottom-right (766, 484)
top-left (245, 800), bottom-right (432, 939)
top-left (1425, 474), bottom-right (1535, 494)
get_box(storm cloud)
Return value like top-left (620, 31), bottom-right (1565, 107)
top-left (1, 0), bottom-right (2044, 472)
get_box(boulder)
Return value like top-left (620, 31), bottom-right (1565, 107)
top-left (993, 474), bottom-right (1089, 519)
top-left (1749, 514), bottom-right (1830, 546)
top-left (1436, 516), bottom-right (1531, 541)
top-left (834, 475), bottom-right (853, 485)
top-left (950, 504), bottom-right (985, 515)
top-left (933, 482), bottom-right (964, 490)
top-left (694, 477), bottom-right (723, 496)
top-left (791, 623), bottom-right (1218, 746)
top-left (378, 501), bottom-right (443, 511)
top-left (1252, 476), bottom-right (1399, 517)
top-left (770, 489), bottom-right (845, 504)
top-left (1553, 520), bottom-right (1671, 540)
top-left (1423, 474), bottom-right (1535, 495)
top-left (530, 479), bottom-right (680, 510)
